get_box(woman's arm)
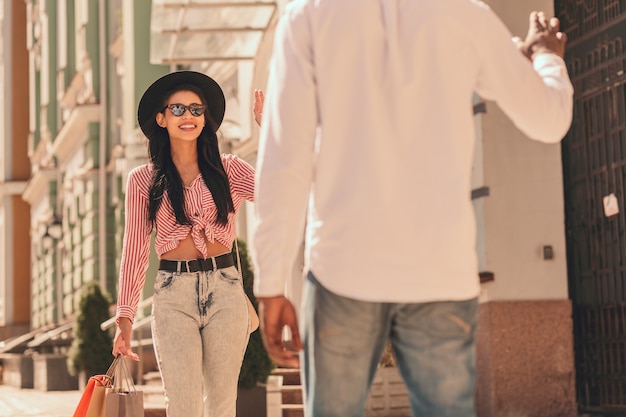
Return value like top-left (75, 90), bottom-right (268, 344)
top-left (113, 167), bottom-right (153, 359)
top-left (224, 154), bottom-right (255, 202)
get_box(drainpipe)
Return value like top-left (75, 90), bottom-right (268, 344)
top-left (98, 0), bottom-right (107, 291)
top-left (56, 240), bottom-right (64, 323)
top-left (56, 170), bottom-right (63, 322)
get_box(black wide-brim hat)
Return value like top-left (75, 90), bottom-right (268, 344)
top-left (137, 71), bottom-right (225, 136)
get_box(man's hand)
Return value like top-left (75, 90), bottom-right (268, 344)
top-left (257, 296), bottom-right (302, 368)
top-left (112, 317), bottom-right (139, 361)
top-left (513, 11), bottom-right (567, 60)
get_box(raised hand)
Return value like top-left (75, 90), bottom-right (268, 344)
top-left (513, 11), bottom-right (567, 60)
top-left (253, 89), bottom-right (265, 127)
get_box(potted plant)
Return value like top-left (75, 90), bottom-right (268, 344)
top-left (233, 239), bottom-right (275, 417)
top-left (67, 280), bottom-right (114, 388)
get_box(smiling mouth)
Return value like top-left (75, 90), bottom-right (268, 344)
top-left (179, 124), bottom-right (196, 129)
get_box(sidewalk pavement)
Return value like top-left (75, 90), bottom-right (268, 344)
top-left (0, 385), bottom-right (81, 417)
top-left (0, 385), bottom-right (166, 417)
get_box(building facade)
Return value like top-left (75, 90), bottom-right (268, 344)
top-left (23, 0), bottom-right (115, 332)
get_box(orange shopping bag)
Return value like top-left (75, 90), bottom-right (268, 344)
top-left (73, 377), bottom-right (98, 417)
top-left (72, 358), bottom-right (118, 417)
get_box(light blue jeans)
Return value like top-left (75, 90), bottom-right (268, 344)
top-left (301, 272), bottom-right (478, 417)
top-left (151, 266), bottom-right (250, 417)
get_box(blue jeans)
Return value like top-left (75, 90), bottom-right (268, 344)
top-left (151, 266), bottom-right (250, 417)
top-left (301, 272), bottom-right (478, 417)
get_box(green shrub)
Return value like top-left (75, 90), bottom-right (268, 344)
top-left (233, 239), bottom-right (275, 389)
top-left (67, 281), bottom-right (114, 376)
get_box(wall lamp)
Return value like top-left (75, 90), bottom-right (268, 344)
top-left (42, 215), bottom-right (63, 250)
top-left (42, 231), bottom-right (54, 250)
top-left (47, 215), bottom-right (63, 240)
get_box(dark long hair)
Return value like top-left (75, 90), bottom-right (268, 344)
top-left (143, 83), bottom-right (234, 226)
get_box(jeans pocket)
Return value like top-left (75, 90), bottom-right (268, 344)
top-left (218, 266), bottom-right (241, 284)
top-left (154, 270), bottom-right (175, 295)
top-left (420, 299), bottom-right (478, 339)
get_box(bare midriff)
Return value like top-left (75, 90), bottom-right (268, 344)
top-left (160, 233), bottom-right (230, 261)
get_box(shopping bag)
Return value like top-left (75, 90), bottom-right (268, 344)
top-left (73, 377), bottom-right (99, 417)
top-left (105, 391), bottom-right (144, 417)
top-left (85, 375), bottom-right (113, 417)
top-left (73, 358), bottom-right (117, 417)
top-left (105, 355), bottom-right (144, 417)
top-left (246, 294), bottom-right (260, 332)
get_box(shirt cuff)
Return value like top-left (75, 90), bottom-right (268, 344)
top-left (533, 53), bottom-right (566, 71)
top-left (115, 305), bottom-right (136, 324)
top-left (253, 272), bottom-right (288, 298)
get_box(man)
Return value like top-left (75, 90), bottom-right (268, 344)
top-left (252, 1), bottom-right (572, 416)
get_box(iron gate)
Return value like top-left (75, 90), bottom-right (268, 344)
top-left (557, 0), bottom-right (626, 413)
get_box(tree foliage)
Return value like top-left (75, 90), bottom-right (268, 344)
top-left (67, 281), bottom-right (114, 376)
top-left (233, 239), bottom-right (275, 389)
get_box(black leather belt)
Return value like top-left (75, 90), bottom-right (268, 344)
top-left (159, 253), bottom-right (234, 273)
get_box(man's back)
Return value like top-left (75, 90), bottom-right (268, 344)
top-left (253, 0), bottom-right (573, 304)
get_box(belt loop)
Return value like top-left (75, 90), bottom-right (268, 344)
top-left (176, 261), bottom-right (181, 274)
top-left (185, 260), bottom-right (190, 273)
top-left (211, 256), bottom-right (217, 271)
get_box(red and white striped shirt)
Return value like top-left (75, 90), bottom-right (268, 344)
top-left (116, 153), bottom-right (255, 322)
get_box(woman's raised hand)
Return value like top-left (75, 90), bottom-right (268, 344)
top-left (253, 89), bottom-right (265, 127)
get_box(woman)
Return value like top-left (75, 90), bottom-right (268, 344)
top-left (113, 71), bottom-right (262, 417)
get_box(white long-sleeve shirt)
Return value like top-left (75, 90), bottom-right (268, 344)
top-left (252, 0), bottom-right (573, 303)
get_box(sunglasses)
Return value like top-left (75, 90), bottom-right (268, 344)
top-left (162, 103), bottom-right (207, 117)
